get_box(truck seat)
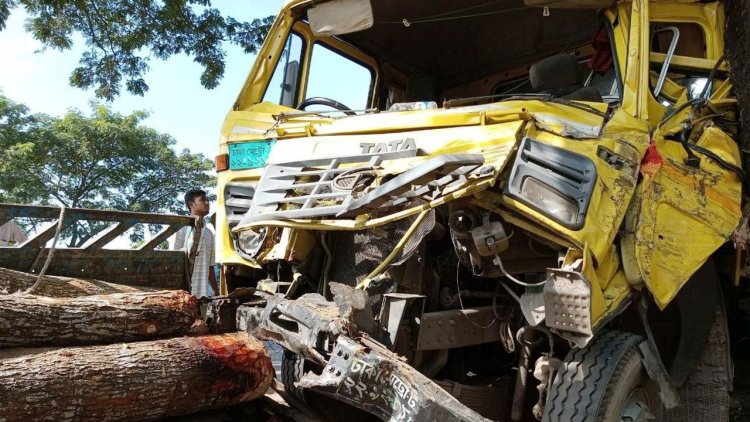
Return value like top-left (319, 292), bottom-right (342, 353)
top-left (529, 53), bottom-right (602, 102)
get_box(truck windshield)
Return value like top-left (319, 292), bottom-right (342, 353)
top-left (266, 1), bottom-right (621, 112)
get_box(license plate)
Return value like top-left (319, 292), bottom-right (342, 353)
top-left (228, 140), bottom-right (275, 170)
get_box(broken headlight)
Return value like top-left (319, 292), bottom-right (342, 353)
top-left (237, 227), bottom-right (267, 259)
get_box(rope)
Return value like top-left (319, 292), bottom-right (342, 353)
top-left (23, 205), bottom-right (66, 295)
top-left (403, 0), bottom-right (508, 21)
top-left (381, 6), bottom-right (527, 26)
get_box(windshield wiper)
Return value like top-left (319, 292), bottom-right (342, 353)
top-left (533, 96), bottom-right (607, 118)
top-left (272, 108), bottom-right (379, 121)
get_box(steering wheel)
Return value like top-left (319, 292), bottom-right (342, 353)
top-left (298, 97), bottom-right (356, 116)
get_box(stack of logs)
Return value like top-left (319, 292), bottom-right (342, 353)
top-left (0, 268), bottom-right (274, 421)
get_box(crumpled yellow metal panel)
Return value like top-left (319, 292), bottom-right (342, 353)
top-left (498, 126), bottom-right (642, 266)
top-left (636, 126), bottom-right (742, 309)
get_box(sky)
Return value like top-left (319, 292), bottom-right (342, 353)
top-left (0, 1), bottom-right (283, 160)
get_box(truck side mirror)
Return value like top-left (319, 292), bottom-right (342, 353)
top-left (280, 60), bottom-right (299, 107)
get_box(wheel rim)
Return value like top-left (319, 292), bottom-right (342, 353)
top-left (620, 388), bottom-right (656, 422)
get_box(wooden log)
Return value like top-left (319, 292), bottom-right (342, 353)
top-left (0, 332), bottom-right (275, 422)
top-left (0, 267), bottom-right (155, 297)
top-left (0, 290), bottom-right (204, 348)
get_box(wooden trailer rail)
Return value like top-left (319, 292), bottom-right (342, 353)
top-left (0, 203), bottom-right (195, 289)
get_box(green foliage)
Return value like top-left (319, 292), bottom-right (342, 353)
top-left (0, 94), bottom-right (215, 215)
top-left (0, 0), bottom-right (274, 100)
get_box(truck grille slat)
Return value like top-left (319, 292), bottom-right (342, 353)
top-left (225, 197), bottom-right (254, 208)
top-left (256, 192), bottom-right (349, 206)
top-left (224, 182), bottom-right (257, 231)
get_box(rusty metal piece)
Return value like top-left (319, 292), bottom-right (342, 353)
top-left (297, 335), bottom-right (491, 422)
top-left (238, 293), bottom-right (343, 366)
top-left (471, 214), bottom-right (510, 257)
top-left (204, 297), bottom-right (241, 333)
top-left (330, 282), bottom-right (377, 335)
top-left (417, 305), bottom-right (500, 350)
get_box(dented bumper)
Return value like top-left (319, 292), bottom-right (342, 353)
top-left (237, 293), bottom-right (490, 422)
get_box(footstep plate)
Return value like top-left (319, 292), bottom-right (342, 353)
top-left (543, 268), bottom-right (593, 347)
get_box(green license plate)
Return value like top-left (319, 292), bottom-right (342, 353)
top-left (228, 140), bottom-right (275, 170)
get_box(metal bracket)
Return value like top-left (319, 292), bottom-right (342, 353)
top-left (637, 295), bottom-right (681, 410)
top-left (379, 293), bottom-right (425, 350)
top-left (416, 306), bottom-right (500, 350)
top-left (520, 287), bottom-right (546, 326)
top-left (638, 340), bottom-right (680, 410)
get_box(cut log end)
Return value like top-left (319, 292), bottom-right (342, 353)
top-left (0, 333), bottom-right (275, 422)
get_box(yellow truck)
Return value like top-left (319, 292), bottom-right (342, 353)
top-left (213, 0), bottom-right (744, 420)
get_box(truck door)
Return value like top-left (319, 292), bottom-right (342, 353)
top-left (631, 1), bottom-right (742, 309)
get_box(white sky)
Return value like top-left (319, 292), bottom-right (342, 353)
top-left (0, 0), bottom-right (283, 160)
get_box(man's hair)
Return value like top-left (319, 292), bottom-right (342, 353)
top-left (184, 189), bottom-right (207, 211)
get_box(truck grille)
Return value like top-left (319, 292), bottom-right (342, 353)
top-left (237, 151), bottom-right (485, 225)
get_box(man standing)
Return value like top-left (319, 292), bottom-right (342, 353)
top-left (175, 189), bottom-right (218, 297)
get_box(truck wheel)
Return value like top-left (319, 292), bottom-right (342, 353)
top-left (281, 350), bottom-right (307, 403)
top-left (543, 330), bottom-right (660, 422)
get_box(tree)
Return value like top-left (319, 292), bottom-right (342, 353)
top-left (0, 0), bottom-right (274, 100)
top-left (725, 0), bottom-right (750, 172)
top-left (0, 94), bottom-right (215, 244)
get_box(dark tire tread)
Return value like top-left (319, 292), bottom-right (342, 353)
top-left (543, 330), bottom-right (645, 422)
top-left (281, 351), bottom-right (307, 403)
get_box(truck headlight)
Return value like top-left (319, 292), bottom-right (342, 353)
top-left (237, 227), bottom-right (266, 258)
top-left (505, 137), bottom-right (596, 230)
top-left (520, 177), bottom-right (578, 226)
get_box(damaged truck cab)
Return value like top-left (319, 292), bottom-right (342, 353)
top-left (214, 0), bottom-right (742, 421)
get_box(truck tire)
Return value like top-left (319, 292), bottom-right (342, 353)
top-left (281, 350), bottom-right (307, 403)
top-left (543, 330), bottom-right (660, 422)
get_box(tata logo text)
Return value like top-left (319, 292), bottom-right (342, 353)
top-left (359, 138), bottom-right (416, 154)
